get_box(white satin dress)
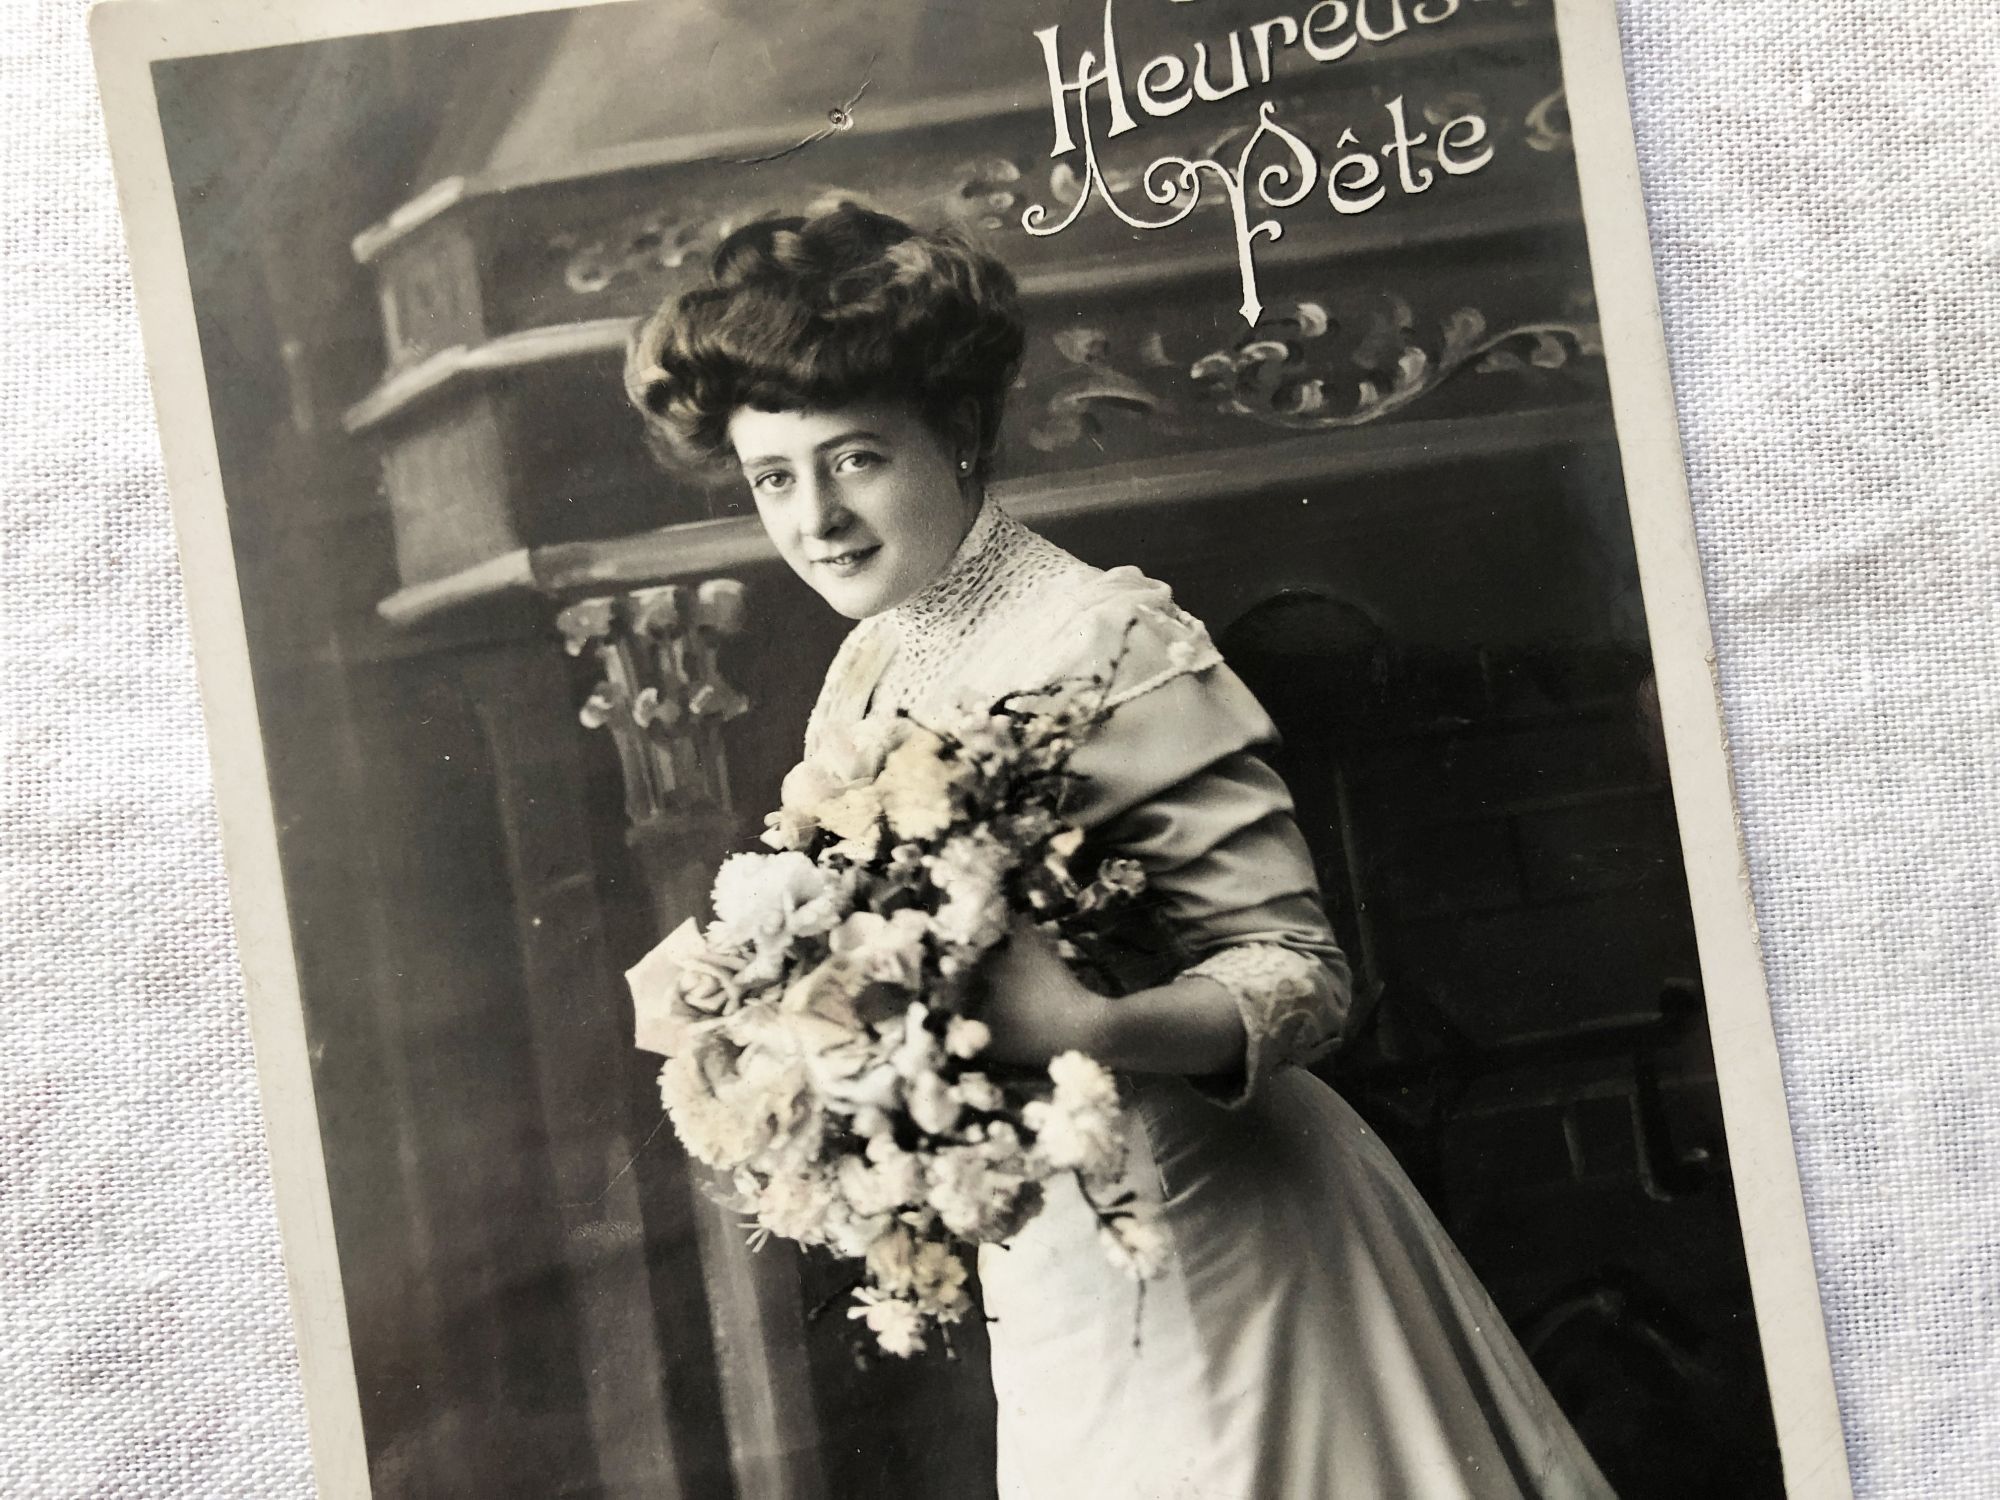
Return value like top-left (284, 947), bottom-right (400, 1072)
top-left (804, 502), bottom-right (1619, 1500)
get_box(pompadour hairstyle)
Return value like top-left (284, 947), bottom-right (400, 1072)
top-left (624, 202), bottom-right (1027, 478)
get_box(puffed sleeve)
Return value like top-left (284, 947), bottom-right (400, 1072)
top-left (1050, 576), bottom-right (1353, 1106)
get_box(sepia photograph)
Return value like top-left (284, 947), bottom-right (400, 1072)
top-left (89, 0), bottom-right (1851, 1495)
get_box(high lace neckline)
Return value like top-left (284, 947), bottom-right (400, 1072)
top-left (884, 497), bottom-right (1012, 641)
top-left (866, 498), bottom-right (1092, 717)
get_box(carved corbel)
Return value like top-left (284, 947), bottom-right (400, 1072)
top-left (561, 578), bottom-right (752, 927)
top-left (559, 579), bottom-right (750, 820)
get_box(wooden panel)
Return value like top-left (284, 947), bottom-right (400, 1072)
top-left (377, 218), bottom-right (486, 370)
top-left (377, 392), bottom-right (516, 583)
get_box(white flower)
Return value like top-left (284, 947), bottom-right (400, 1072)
top-left (927, 833), bottom-right (1012, 951)
top-left (781, 759), bottom-right (842, 813)
top-left (888, 1004), bottom-right (945, 1082)
top-left (851, 1106), bottom-right (895, 1141)
top-left (909, 1239), bottom-right (972, 1321)
top-left (762, 756), bottom-right (862, 850)
top-left (1025, 1101), bottom-right (1120, 1177)
top-left (724, 937), bottom-right (790, 991)
top-left (737, 1049), bottom-right (821, 1159)
top-left (828, 908), bottom-right (931, 990)
top-left (977, 1120), bottom-right (1028, 1165)
top-left (953, 1072), bottom-right (1003, 1113)
top-left (944, 1016), bottom-right (991, 1059)
top-left (868, 1144), bottom-right (920, 1208)
top-left (1041, 825), bottom-right (1085, 887)
top-left (710, 851), bottom-right (840, 949)
top-left (824, 1205), bottom-right (893, 1259)
top-left (875, 728), bottom-right (966, 841)
top-left (929, 832), bottom-right (1011, 892)
top-left (946, 712), bottom-right (1018, 772)
top-left (819, 718), bottom-right (903, 788)
top-left (1048, 1049), bottom-right (1120, 1104)
top-left (752, 1171), bottom-right (837, 1244)
top-left (839, 1139), bottom-right (923, 1218)
top-left (907, 1071), bottom-right (962, 1135)
top-left (1025, 1051), bottom-right (1125, 1178)
top-left (761, 808), bottom-right (817, 851)
top-left (816, 785), bottom-right (885, 849)
top-left (865, 1223), bottom-right (920, 1294)
top-left (779, 957), bottom-right (876, 1033)
top-left (1098, 1213), bottom-right (1170, 1280)
top-left (1076, 856), bottom-right (1147, 914)
top-left (925, 1142), bottom-right (1034, 1240)
top-left (848, 1287), bottom-right (926, 1358)
top-left (658, 1049), bottom-right (768, 1169)
top-left (811, 1056), bottom-right (903, 1114)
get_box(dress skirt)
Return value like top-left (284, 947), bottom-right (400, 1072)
top-left (978, 1069), bottom-right (1619, 1500)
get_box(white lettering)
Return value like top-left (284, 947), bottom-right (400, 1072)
top-left (1137, 53), bottom-right (1194, 117)
top-left (1025, 7), bottom-right (1498, 326)
top-left (1250, 16), bottom-right (1301, 83)
top-left (1328, 133), bottom-right (1385, 214)
top-left (1192, 35), bottom-right (1251, 102)
top-left (1379, 94), bottom-right (1434, 193)
top-left (1356, 0), bottom-right (1409, 43)
top-left (1301, 0), bottom-right (1358, 62)
top-left (1033, 0), bottom-right (1139, 161)
top-left (1437, 112), bottom-right (1494, 175)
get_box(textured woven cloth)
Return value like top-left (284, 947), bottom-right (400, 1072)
top-left (3, 0), bottom-right (1995, 1495)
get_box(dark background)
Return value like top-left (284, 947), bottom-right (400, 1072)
top-left (157, 2), bottom-right (1781, 1495)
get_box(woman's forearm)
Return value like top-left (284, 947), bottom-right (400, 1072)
top-left (1086, 974), bottom-right (1247, 1079)
top-left (977, 927), bottom-right (1250, 1078)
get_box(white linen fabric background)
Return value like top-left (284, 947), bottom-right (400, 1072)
top-left (1, 0), bottom-right (1994, 1494)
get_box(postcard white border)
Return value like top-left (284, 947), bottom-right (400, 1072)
top-left (1553, 1), bottom-right (1852, 1493)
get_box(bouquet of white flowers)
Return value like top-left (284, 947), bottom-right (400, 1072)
top-left (628, 678), bottom-right (1166, 1356)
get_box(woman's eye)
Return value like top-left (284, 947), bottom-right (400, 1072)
top-left (750, 470), bottom-right (793, 495)
top-left (833, 450), bottom-right (883, 475)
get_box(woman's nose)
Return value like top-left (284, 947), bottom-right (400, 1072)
top-left (799, 473), bottom-right (849, 538)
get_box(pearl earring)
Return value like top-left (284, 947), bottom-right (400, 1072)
top-left (958, 459), bottom-right (971, 473)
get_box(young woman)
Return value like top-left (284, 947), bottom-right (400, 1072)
top-left (625, 203), bottom-right (1618, 1500)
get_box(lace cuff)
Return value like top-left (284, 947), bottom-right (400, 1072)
top-left (1185, 944), bottom-right (1339, 1108)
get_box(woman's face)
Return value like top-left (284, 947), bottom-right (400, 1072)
top-left (727, 399), bottom-right (976, 620)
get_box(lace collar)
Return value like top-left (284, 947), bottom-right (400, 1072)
top-left (866, 499), bottom-right (1091, 717)
top-left (884, 498), bottom-right (1013, 642)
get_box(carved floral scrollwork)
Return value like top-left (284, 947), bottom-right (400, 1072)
top-left (557, 213), bottom-right (734, 296)
top-left (558, 579), bottom-right (751, 824)
top-left (1188, 296), bottom-right (1603, 431)
top-left (1027, 325), bottom-right (1177, 452)
top-left (1524, 89), bottom-right (1571, 153)
top-left (1021, 291), bottom-right (1604, 450)
top-left (939, 158), bottom-right (1025, 233)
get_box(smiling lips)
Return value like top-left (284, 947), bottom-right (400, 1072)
top-left (812, 544), bottom-right (881, 573)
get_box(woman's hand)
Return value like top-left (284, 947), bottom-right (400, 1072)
top-left (976, 924), bottom-right (1256, 1081)
top-left (974, 924), bottom-right (1112, 1068)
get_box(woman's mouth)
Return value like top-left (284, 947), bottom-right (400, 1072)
top-left (811, 545), bottom-right (881, 577)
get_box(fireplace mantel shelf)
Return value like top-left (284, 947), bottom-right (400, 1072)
top-left (376, 404), bottom-right (1617, 629)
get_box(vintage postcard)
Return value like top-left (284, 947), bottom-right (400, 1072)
top-left (93, 1), bottom-right (1852, 1496)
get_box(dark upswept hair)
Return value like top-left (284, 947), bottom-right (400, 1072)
top-left (624, 202), bottom-right (1027, 478)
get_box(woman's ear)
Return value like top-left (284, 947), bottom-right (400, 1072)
top-left (947, 396), bottom-right (983, 474)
